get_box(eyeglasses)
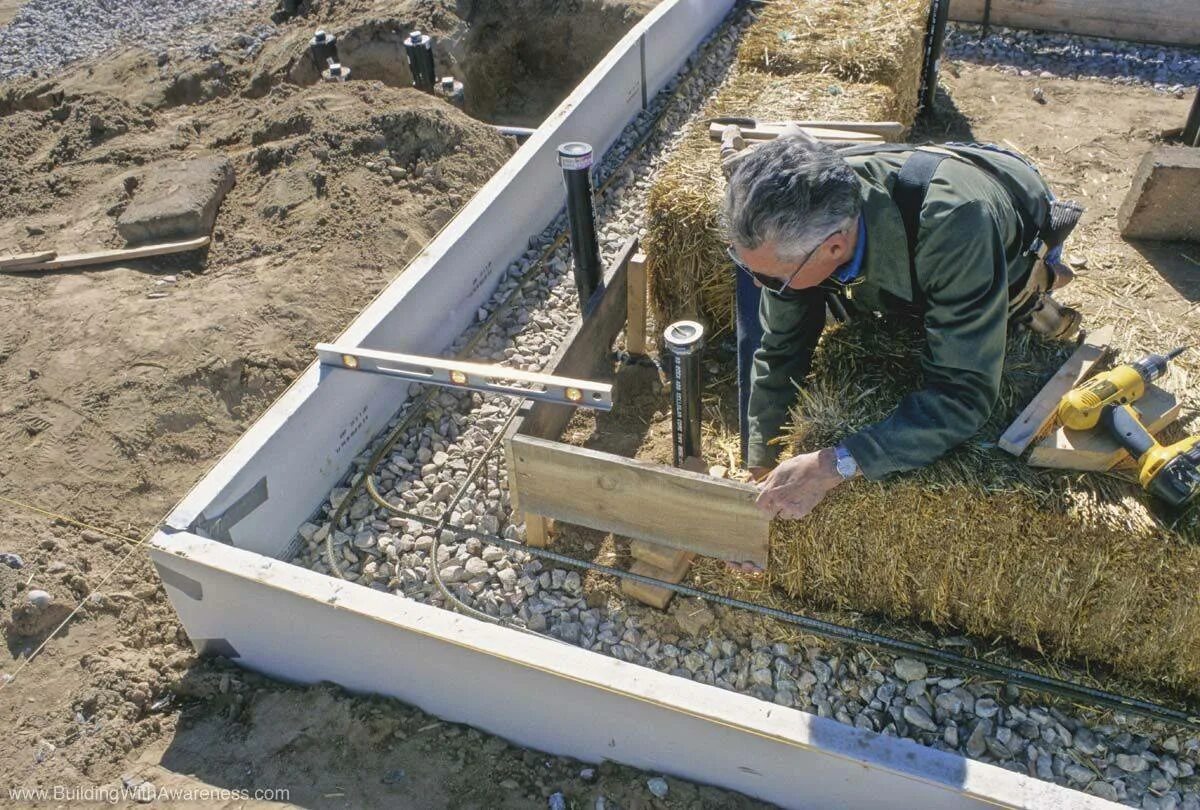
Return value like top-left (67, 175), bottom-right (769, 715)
top-left (727, 232), bottom-right (838, 296)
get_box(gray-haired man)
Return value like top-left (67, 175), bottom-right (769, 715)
top-left (720, 133), bottom-right (1077, 538)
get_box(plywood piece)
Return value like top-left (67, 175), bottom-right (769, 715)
top-left (998, 324), bottom-right (1114, 456)
top-left (949, 0), bottom-right (1200, 48)
top-left (630, 539), bottom-right (690, 570)
top-left (626, 251), bottom-right (647, 355)
top-left (0, 250), bottom-right (55, 268)
top-left (621, 555), bottom-right (694, 609)
top-left (1028, 385), bottom-right (1181, 471)
top-left (510, 434), bottom-right (770, 567)
top-left (0, 236), bottom-right (210, 272)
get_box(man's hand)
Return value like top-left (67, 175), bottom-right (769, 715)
top-left (755, 447), bottom-right (843, 520)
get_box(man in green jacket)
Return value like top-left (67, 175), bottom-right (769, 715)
top-left (721, 134), bottom-right (1075, 533)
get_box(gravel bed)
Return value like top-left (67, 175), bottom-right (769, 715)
top-left (0, 0), bottom-right (270, 81)
top-left (287, 16), bottom-right (1200, 810)
top-left (946, 23), bottom-right (1200, 94)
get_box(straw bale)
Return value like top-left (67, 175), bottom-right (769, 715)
top-left (644, 73), bottom-right (895, 335)
top-left (738, 0), bottom-right (930, 126)
top-left (761, 316), bottom-right (1200, 694)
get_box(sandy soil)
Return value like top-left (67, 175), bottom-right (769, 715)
top-left (2, 2), bottom-right (1197, 806)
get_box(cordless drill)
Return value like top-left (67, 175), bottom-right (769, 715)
top-left (1102, 404), bottom-right (1200, 509)
top-left (1057, 346), bottom-right (1187, 431)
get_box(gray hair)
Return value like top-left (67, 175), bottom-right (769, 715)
top-left (722, 136), bottom-right (862, 262)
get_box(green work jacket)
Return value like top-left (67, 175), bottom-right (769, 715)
top-left (747, 149), bottom-right (1046, 478)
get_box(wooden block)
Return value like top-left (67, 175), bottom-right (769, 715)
top-left (523, 514), bottom-right (555, 548)
top-left (998, 324), bottom-right (1114, 457)
top-left (626, 251), bottom-right (647, 355)
top-left (621, 555), bottom-right (694, 610)
top-left (0, 250), bottom-right (55, 268)
top-left (949, 0), bottom-right (1199, 49)
top-left (1028, 385), bottom-right (1181, 472)
top-left (707, 122), bottom-right (885, 144)
top-left (510, 434), bottom-right (770, 567)
top-left (1118, 147), bottom-right (1200, 242)
top-left (630, 539), bottom-right (690, 570)
top-left (0, 236), bottom-right (210, 273)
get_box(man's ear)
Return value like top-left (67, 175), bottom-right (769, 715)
top-left (826, 231), bottom-right (851, 262)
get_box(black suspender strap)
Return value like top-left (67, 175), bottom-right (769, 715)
top-left (892, 148), bottom-right (950, 309)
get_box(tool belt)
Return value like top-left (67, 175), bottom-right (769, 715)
top-left (1008, 256), bottom-right (1081, 340)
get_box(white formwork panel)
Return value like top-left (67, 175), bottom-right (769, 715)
top-left (163, 0), bottom-right (738, 558)
top-left (150, 533), bottom-right (1115, 810)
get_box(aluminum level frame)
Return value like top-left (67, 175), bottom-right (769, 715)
top-left (150, 1), bottom-right (1114, 806)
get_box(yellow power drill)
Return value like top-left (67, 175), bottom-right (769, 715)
top-left (1057, 346), bottom-right (1187, 431)
top-left (1102, 404), bottom-right (1200, 509)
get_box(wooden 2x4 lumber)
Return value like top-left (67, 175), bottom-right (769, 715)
top-left (1028, 384), bottom-right (1181, 472)
top-left (707, 122), bottom-right (885, 144)
top-left (949, 0), bottom-right (1200, 48)
top-left (626, 251), bottom-right (648, 355)
top-left (512, 236), bottom-right (639, 442)
top-left (0, 237), bottom-right (210, 272)
top-left (509, 434), bottom-right (770, 567)
top-left (0, 250), bottom-right (56, 268)
top-left (998, 324), bottom-right (1114, 457)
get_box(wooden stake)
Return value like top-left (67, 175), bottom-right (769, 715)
top-left (626, 251), bottom-right (648, 355)
top-left (1, 236), bottom-right (210, 273)
top-left (0, 250), bottom-right (56, 269)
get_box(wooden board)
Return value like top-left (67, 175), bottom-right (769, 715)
top-left (707, 122), bottom-right (886, 144)
top-left (0, 237), bottom-right (210, 272)
top-left (524, 514), bottom-right (555, 548)
top-left (949, 0), bottom-right (1200, 48)
top-left (0, 250), bottom-right (55, 268)
top-left (626, 251), bottom-right (647, 355)
top-left (512, 236), bottom-right (638, 442)
top-left (621, 555), bottom-right (694, 610)
top-left (1028, 385), bottom-right (1180, 471)
top-left (509, 434), bottom-right (770, 567)
top-left (998, 324), bottom-right (1114, 456)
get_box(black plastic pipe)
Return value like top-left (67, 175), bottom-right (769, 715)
top-left (557, 142), bottom-right (602, 308)
top-left (310, 30), bottom-right (339, 72)
top-left (663, 320), bottom-right (705, 467)
top-left (919, 0), bottom-right (951, 114)
top-left (403, 30), bottom-right (436, 93)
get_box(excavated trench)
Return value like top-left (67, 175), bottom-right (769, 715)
top-left (286, 0), bottom-right (649, 126)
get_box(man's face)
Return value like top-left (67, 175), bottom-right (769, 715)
top-left (733, 227), bottom-right (853, 292)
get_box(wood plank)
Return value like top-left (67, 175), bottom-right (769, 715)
top-left (998, 324), bottom-right (1114, 456)
top-left (621, 555), bottom-right (694, 610)
top-left (0, 237), bottom-right (210, 272)
top-left (512, 236), bottom-right (638, 442)
top-left (949, 0), bottom-right (1200, 48)
top-left (630, 539), bottom-right (691, 570)
top-left (626, 251), bottom-right (648, 355)
top-left (510, 434), bottom-right (770, 567)
top-left (708, 122), bottom-right (886, 143)
top-left (0, 250), bottom-right (55, 268)
top-left (1028, 385), bottom-right (1180, 471)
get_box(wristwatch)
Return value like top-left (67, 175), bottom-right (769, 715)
top-left (833, 443), bottom-right (859, 480)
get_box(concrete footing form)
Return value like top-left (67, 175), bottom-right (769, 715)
top-left (150, 2), bottom-right (1114, 806)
